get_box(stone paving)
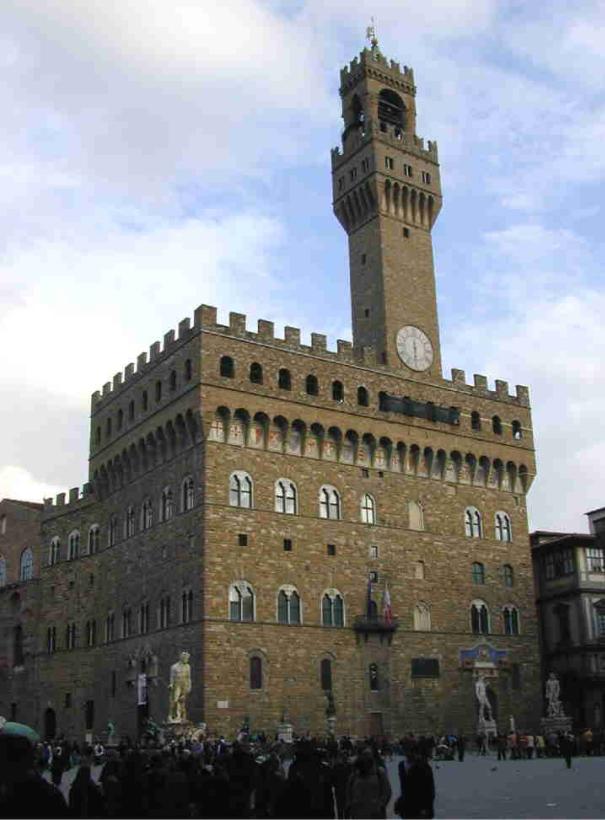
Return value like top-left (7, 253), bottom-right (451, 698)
top-left (48, 753), bottom-right (605, 818)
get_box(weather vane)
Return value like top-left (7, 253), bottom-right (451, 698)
top-left (366, 17), bottom-right (378, 49)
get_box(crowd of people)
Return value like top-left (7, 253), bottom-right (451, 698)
top-left (1, 719), bottom-right (603, 818)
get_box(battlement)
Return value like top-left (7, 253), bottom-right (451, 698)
top-left (331, 120), bottom-right (438, 169)
top-left (446, 369), bottom-right (530, 407)
top-left (43, 483), bottom-right (95, 518)
top-left (340, 47), bottom-right (415, 89)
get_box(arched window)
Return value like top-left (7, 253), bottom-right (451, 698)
top-left (471, 411), bottom-right (481, 431)
top-left (181, 589), bottom-right (193, 623)
top-left (125, 507), bottom-right (135, 538)
top-left (68, 532), bottom-right (80, 561)
top-left (319, 486), bottom-right (341, 520)
top-left (122, 607), bottom-right (132, 638)
top-left (184, 359), bottom-right (193, 382)
top-left (105, 612), bottom-right (115, 642)
top-left (278, 368), bottom-right (291, 390)
top-left (495, 512), bottom-right (512, 542)
top-left (108, 514), bottom-right (119, 546)
top-left (471, 601), bottom-right (490, 634)
top-left (502, 564), bottom-right (514, 588)
top-left (161, 487), bottom-right (174, 522)
top-left (408, 500), bottom-right (424, 531)
top-left (0, 556), bottom-right (6, 586)
top-left (275, 480), bottom-right (297, 514)
top-left (503, 606), bottom-right (520, 635)
top-left (465, 507), bottom-right (482, 538)
top-left (305, 374), bottom-right (319, 396)
top-left (182, 476), bottom-right (195, 511)
top-left (322, 590), bottom-right (345, 627)
top-left (13, 624), bottom-right (24, 665)
top-left (95, 426), bottom-right (101, 445)
top-left (47, 626), bottom-right (56, 654)
top-left (320, 658), bottom-right (332, 691)
top-left (105, 417), bottom-right (112, 438)
top-left (249, 362), bottom-right (263, 384)
top-left (472, 562), bottom-right (485, 584)
top-left (158, 595), bottom-right (171, 629)
top-left (0, 514), bottom-right (5, 534)
top-left (378, 88), bottom-right (405, 128)
top-left (155, 380), bottom-right (162, 402)
top-left (49, 538), bottom-right (60, 566)
top-left (167, 370), bottom-right (176, 393)
top-left (277, 587), bottom-right (301, 624)
top-left (128, 400), bottom-right (135, 421)
top-left (20, 548), bottom-right (33, 581)
top-left (357, 386), bottom-right (369, 407)
top-left (141, 500), bottom-right (153, 531)
top-left (229, 472), bottom-right (253, 508)
top-left (139, 602), bottom-right (150, 633)
top-left (332, 380), bottom-right (344, 402)
top-left (142, 390), bottom-right (148, 411)
top-left (117, 408), bottom-right (123, 430)
top-left (492, 415), bottom-right (502, 435)
top-left (250, 656), bottom-right (263, 689)
top-left (414, 560), bottom-right (425, 580)
top-left (220, 356), bottom-right (234, 378)
top-left (229, 582), bottom-right (255, 622)
top-left (369, 662), bottom-right (379, 691)
top-left (512, 420), bottom-right (522, 440)
top-left (86, 619), bottom-right (97, 647)
top-left (413, 602), bottom-right (431, 631)
top-left (66, 622), bottom-right (77, 650)
top-left (360, 494), bottom-right (376, 525)
top-left (88, 525), bottom-right (100, 553)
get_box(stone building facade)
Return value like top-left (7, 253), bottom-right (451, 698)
top-left (4, 42), bottom-right (541, 741)
top-left (532, 508), bottom-right (605, 729)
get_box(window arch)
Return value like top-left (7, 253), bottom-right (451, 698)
top-left (20, 548), bottom-right (33, 581)
top-left (321, 589), bottom-right (345, 627)
top-left (249, 362), bottom-right (263, 384)
top-left (14, 624), bottom-right (24, 665)
top-left (66, 622), bottom-right (77, 650)
top-left (250, 655), bottom-right (263, 689)
top-left (121, 607), bottom-right (132, 638)
top-left (108, 514), bottom-right (119, 546)
top-left (0, 555), bottom-right (6, 586)
top-left (320, 658), bottom-right (333, 691)
top-left (125, 506), bottom-right (135, 538)
top-left (332, 380), bottom-right (344, 402)
top-left (369, 662), bottom-right (380, 691)
top-left (88, 525), bottom-right (100, 553)
top-left (502, 564), bottom-right (514, 587)
top-left (465, 507), bottom-right (482, 538)
top-left (471, 600), bottom-right (490, 634)
top-left (414, 560), bottom-right (425, 580)
top-left (47, 626), bottom-right (56, 654)
top-left (160, 487), bottom-right (174, 522)
top-left (181, 589), bottom-right (193, 623)
top-left (229, 472), bottom-right (253, 508)
top-left (413, 602), bottom-right (431, 631)
top-left (155, 380), bottom-right (162, 402)
top-left (67, 531), bottom-right (80, 561)
top-left (277, 586), bottom-right (301, 625)
top-left (378, 88), bottom-right (406, 128)
top-left (319, 486), bottom-right (341, 520)
top-left (142, 390), bottom-right (148, 411)
top-left (495, 512), bottom-right (512, 542)
top-left (471, 410), bottom-right (481, 431)
top-left (492, 415), bottom-right (502, 435)
top-left (278, 368), bottom-right (291, 390)
top-left (86, 619), bottom-right (97, 647)
top-left (512, 420), bottom-right (522, 440)
top-left (128, 399), bottom-right (135, 422)
top-left (141, 499), bottom-right (153, 531)
top-left (229, 582), bottom-right (255, 622)
top-left (182, 476), bottom-right (195, 511)
top-left (117, 408), bottom-right (123, 430)
top-left (305, 374), bottom-right (319, 396)
top-left (220, 356), bottom-right (234, 378)
top-left (360, 493), bottom-right (376, 525)
top-left (408, 500), bottom-right (425, 531)
top-left (275, 479), bottom-right (297, 514)
top-left (49, 538), bottom-right (60, 566)
top-left (472, 562), bottom-right (485, 584)
top-left (357, 386), bottom-right (369, 407)
top-left (184, 358), bottom-right (192, 382)
top-left (503, 606), bottom-right (520, 635)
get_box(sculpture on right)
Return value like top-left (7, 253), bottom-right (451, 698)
top-left (545, 672), bottom-right (564, 718)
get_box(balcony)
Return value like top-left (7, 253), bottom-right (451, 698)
top-left (353, 615), bottom-right (399, 644)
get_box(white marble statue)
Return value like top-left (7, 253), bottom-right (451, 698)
top-left (475, 674), bottom-right (493, 722)
top-left (168, 651), bottom-right (192, 723)
top-left (545, 672), bottom-right (564, 718)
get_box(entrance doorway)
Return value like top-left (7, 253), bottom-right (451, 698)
top-left (44, 708), bottom-right (56, 740)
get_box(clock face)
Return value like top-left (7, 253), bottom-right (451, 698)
top-left (396, 326), bottom-right (433, 371)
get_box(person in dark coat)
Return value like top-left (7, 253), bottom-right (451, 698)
top-left (396, 750), bottom-right (435, 819)
top-left (456, 734), bottom-right (466, 762)
top-left (560, 732), bottom-right (574, 769)
top-left (68, 765), bottom-right (106, 818)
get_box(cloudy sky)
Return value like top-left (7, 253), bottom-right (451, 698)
top-left (1, 0), bottom-right (604, 533)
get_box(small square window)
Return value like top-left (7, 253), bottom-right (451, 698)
top-left (327, 544), bottom-right (336, 556)
top-left (238, 533), bottom-right (248, 547)
top-left (403, 227), bottom-right (410, 238)
top-left (364, 308), bottom-right (370, 318)
top-left (283, 538), bottom-right (292, 552)
top-left (369, 545), bottom-right (379, 559)
top-left (369, 571), bottom-right (379, 583)
top-left (362, 468), bottom-right (370, 478)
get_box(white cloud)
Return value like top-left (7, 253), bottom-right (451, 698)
top-left (0, 466), bottom-right (63, 505)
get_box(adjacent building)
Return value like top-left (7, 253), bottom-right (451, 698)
top-left (2, 40), bottom-right (542, 741)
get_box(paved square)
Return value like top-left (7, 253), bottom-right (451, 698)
top-left (386, 754), bottom-right (605, 818)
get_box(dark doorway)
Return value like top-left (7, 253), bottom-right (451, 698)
top-left (44, 707), bottom-right (57, 740)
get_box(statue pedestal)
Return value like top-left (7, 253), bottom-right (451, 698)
top-left (277, 722), bottom-right (293, 743)
top-left (162, 720), bottom-right (196, 743)
top-left (477, 716), bottom-right (498, 738)
top-left (541, 715), bottom-right (572, 735)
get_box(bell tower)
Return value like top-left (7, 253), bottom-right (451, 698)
top-left (332, 35), bottom-right (443, 378)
